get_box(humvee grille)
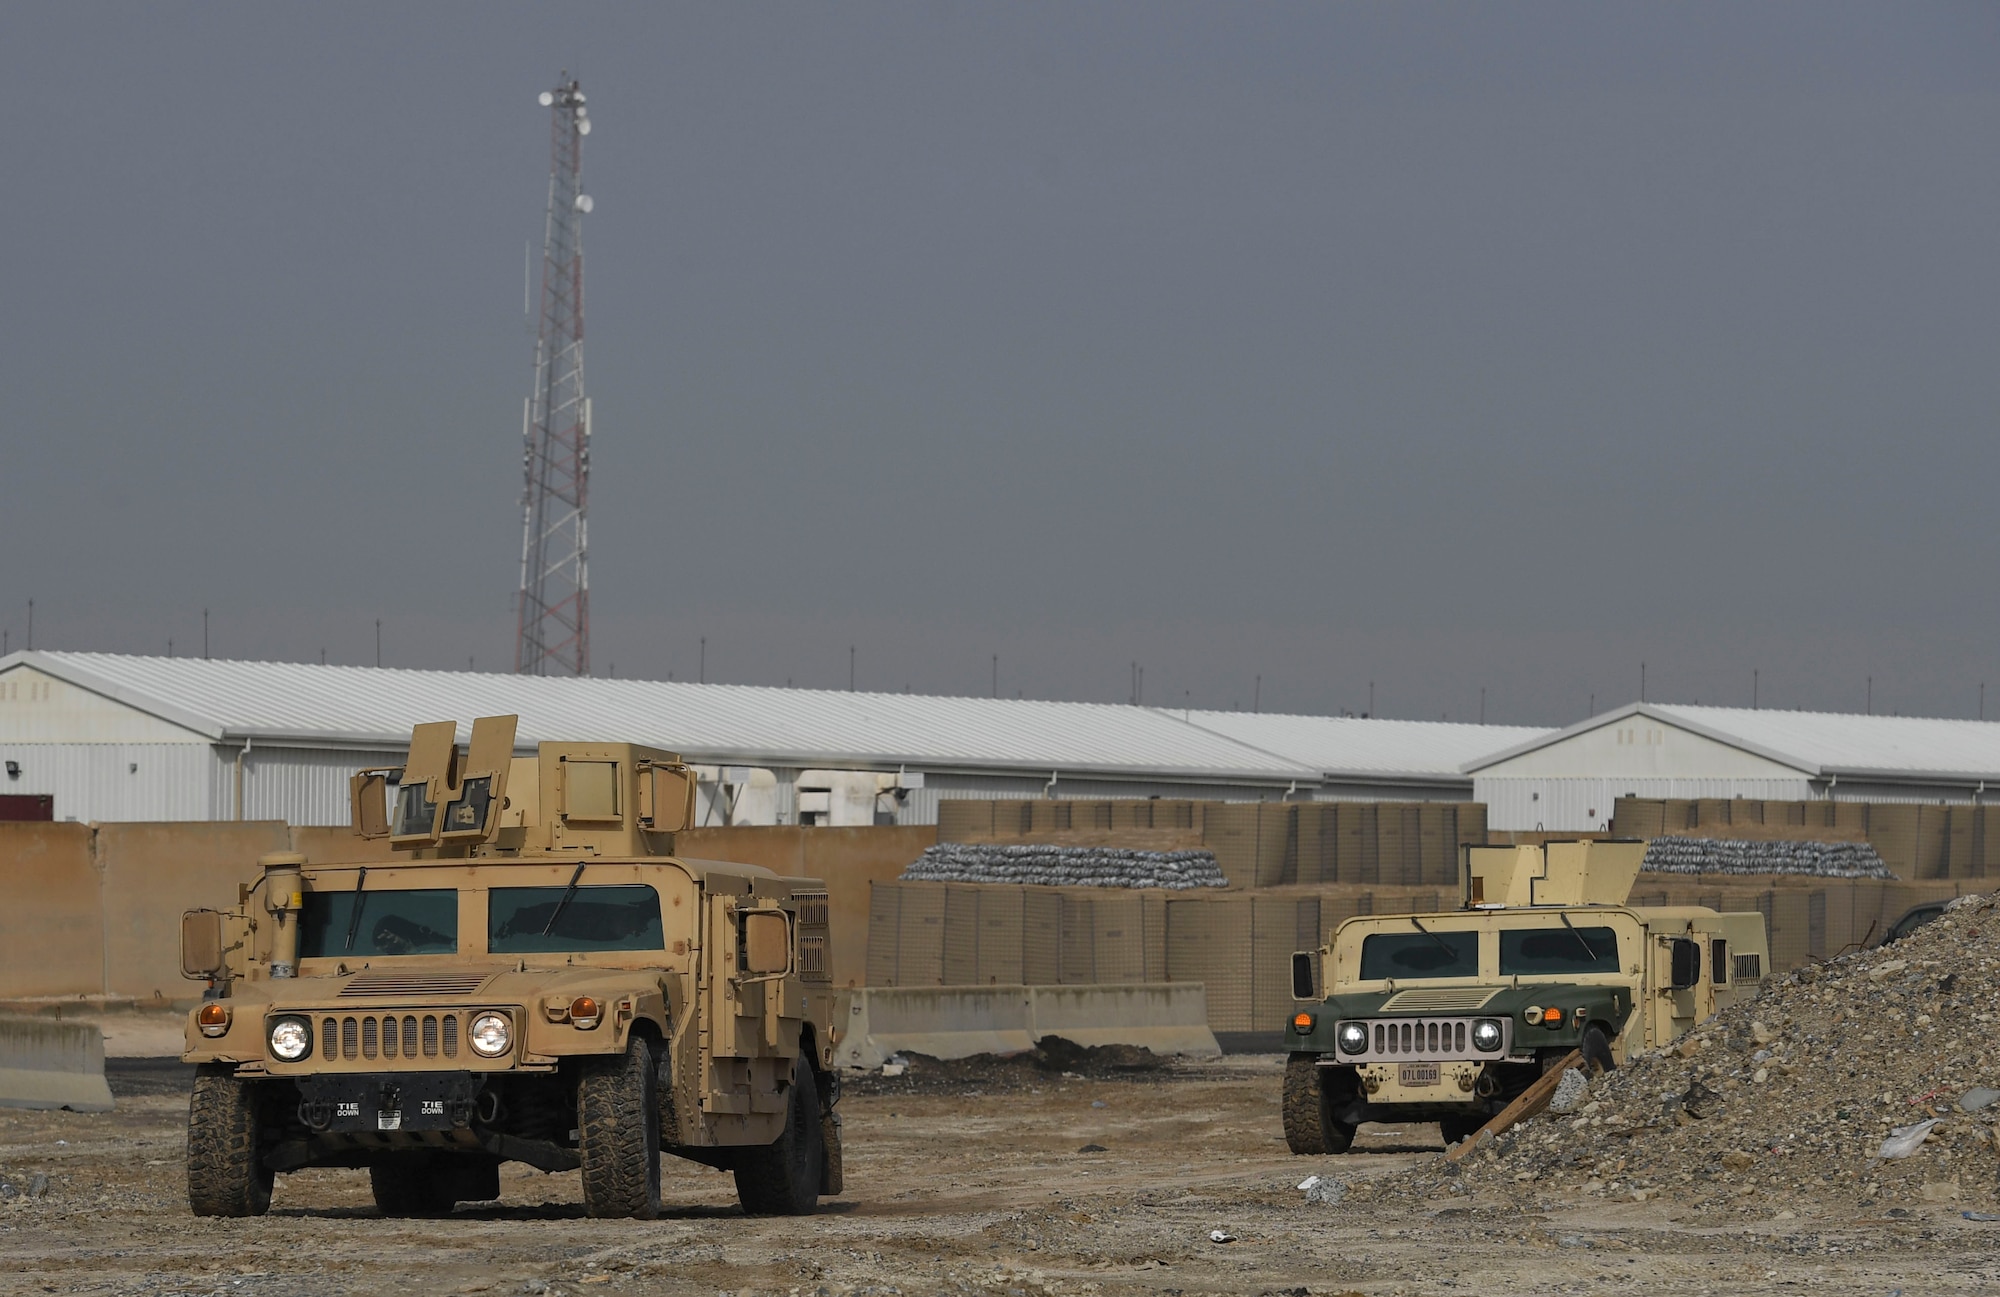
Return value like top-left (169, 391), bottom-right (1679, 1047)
top-left (339, 972), bottom-right (490, 998)
top-left (1334, 1015), bottom-right (1511, 1064)
top-left (319, 1011), bottom-right (467, 1063)
top-left (1732, 953), bottom-right (1763, 982)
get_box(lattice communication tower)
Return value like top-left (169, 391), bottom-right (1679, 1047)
top-left (515, 74), bottom-right (595, 676)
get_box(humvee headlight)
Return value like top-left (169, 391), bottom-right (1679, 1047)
top-left (1336, 1022), bottom-right (1369, 1055)
top-left (469, 1012), bottom-right (513, 1058)
top-left (268, 1016), bottom-right (312, 1061)
top-left (197, 1003), bottom-right (231, 1038)
top-left (1471, 1019), bottom-right (1503, 1052)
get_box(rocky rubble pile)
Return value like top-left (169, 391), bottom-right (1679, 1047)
top-left (901, 842), bottom-right (1228, 889)
top-left (1354, 891), bottom-right (2000, 1215)
top-left (1641, 835), bottom-right (1893, 879)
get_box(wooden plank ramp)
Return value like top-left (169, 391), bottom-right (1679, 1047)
top-left (1444, 1048), bottom-right (1582, 1163)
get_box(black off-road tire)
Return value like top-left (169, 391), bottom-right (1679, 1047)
top-left (187, 1064), bottom-right (273, 1217)
top-left (1282, 1054), bottom-right (1328, 1154)
top-left (1580, 1025), bottom-right (1617, 1076)
top-left (579, 1034), bottom-right (663, 1219)
top-left (734, 1055), bottom-right (823, 1216)
top-left (1439, 1113), bottom-right (1489, 1146)
top-left (369, 1153), bottom-right (460, 1217)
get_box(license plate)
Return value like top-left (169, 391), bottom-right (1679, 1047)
top-left (1399, 1063), bottom-right (1440, 1087)
top-left (377, 1111), bottom-right (402, 1131)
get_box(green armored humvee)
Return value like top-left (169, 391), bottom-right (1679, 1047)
top-left (1282, 840), bottom-right (1768, 1151)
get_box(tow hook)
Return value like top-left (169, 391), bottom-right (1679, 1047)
top-left (1476, 1071), bottom-right (1500, 1097)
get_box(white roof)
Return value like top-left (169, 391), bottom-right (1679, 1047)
top-left (3, 651), bottom-right (1541, 787)
top-left (1181, 709), bottom-right (1547, 783)
top-left (1467, 701), bottom-right (2000, 782)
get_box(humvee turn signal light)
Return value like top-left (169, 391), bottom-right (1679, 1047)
top-left (570, 996), bottom-right (603, 1029)
top-left (1292, 1012), bottom-right (1315, 1032)
top-left (1542, 1007), bottom-right (1563, 1027)
top-left (197, 1003), bottom-right (231, 1037)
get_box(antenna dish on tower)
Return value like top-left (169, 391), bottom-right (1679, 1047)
top-left (538, 91), bottom-right (555, 107)
top-left (577, 118), bottom-right (592, 136)
top-left (575, 194), bottom-right (594, 213)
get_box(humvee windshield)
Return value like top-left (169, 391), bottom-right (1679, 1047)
top-left (1499, 925), bottom-right (1619, 975)
top-left (489, 884), bottom-right (665, 953)
top-left (300, 888), bottom-right (458, 957)
top-left (1359, 930), bottom-right (1478, 980)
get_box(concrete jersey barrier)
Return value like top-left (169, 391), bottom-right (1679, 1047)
top-left (835, 983), bottom-right (1219, 1071)
top-left (0, 1016), bottom-right (115, 1112)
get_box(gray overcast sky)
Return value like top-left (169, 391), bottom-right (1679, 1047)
top-left (3, 4), bottom-right (1997, 724)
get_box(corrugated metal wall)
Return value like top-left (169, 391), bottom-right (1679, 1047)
top-left (1477, 776), bottom-right (1815, 832)
top-left (234, 745), bottom-right (405, 826)
top-left (0, 742), bottom-right (409, 825)
top-left (0, 743), bottom-right (215, 821)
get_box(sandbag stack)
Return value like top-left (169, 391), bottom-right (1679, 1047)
top-left (1641, 836), bottom-right (1892, 880)
top-left (900, 842), bottom-right (1228, 890)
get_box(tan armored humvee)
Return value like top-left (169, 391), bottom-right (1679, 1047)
top-left (180, 717), bottom-right (843, 1220)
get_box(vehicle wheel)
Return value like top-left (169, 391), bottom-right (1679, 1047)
top-left (579, 1034), bottom-right (663, 1219)
top-left (1439, 1113), bottom-right (1489, 1146)
top-left (187, 1065), bottom-right (274, 1217)
top-left (735, 1054), bottom-right (823, 1216)
top-left (1580, 1025), bottom-right (1617, 1076)
top-left (1282, 1054), bottom-right (1327, 1154)
top-left (370, 1153), bottom-right (459, 1217)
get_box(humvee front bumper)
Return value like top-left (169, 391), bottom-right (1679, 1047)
top-left (296, 1071), bottom-right (486, 1134)
top-left (1343, 1058), bottom-right (1483, 1104)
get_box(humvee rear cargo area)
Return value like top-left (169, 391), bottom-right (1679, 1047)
top-left (180, 717), bottom-right (843, 1219)
top-left (1282, 840), bottom-right (1768, 1153)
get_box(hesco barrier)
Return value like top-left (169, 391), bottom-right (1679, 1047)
top-left (1612, 797), bottom-right (2000, 880)
top-left (835, 983), bottom-right (1219, 1071)
top-left (0, 821), bottom-right (935, 1002)
top-left (0, 1016), bottom-right (114, 1112)
top-left (936, 799), bottom-right (1488, 888)
top-left (868, 876), bottom-right (1984, 1034)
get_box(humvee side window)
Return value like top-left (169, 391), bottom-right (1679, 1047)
top-left (300, 889), bottom-right (458, 958)
top-left (489, 885), bottom-right (665, 953)
top-left (1359, 931), bottom-right (1478, 980)
top-left (1499, 926), bottom-right (1619, 976)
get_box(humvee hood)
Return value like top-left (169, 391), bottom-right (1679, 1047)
top-left (233, 964), bottom-right (664, 1012)
top-left (1316, 983), bottom-right (1626, 1020)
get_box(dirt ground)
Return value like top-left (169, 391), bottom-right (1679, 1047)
top-left (0, 1052), bottom-right (1989, 1296)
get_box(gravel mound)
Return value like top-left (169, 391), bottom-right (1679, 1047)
top-left (901, 842), bottom-right (1228, 889)
top-left (1352, 891), bottom-right (2000, 1216)
top-left (1641, 835), bottom-right (1893, 879)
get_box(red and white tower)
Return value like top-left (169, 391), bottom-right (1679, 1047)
top-left (515, 74), bottom-right (594, 676)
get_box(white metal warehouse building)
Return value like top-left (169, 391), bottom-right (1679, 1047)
top-left (0, 652), bottom-right (1547, 827)
top-left (1470, 702), bottom-right (2000, 832)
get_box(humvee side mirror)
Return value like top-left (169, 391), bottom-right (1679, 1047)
top-left (742, 911), bottom-right (790, 974)
top-left (1670, 937), bottom-right (1702, 990)
top-left (1292, 951), bottom-right (1318, 1000)
top-left (638, 761), bottom-right (696, 833)
top-left (181, 910), bottom-right (225, 980)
